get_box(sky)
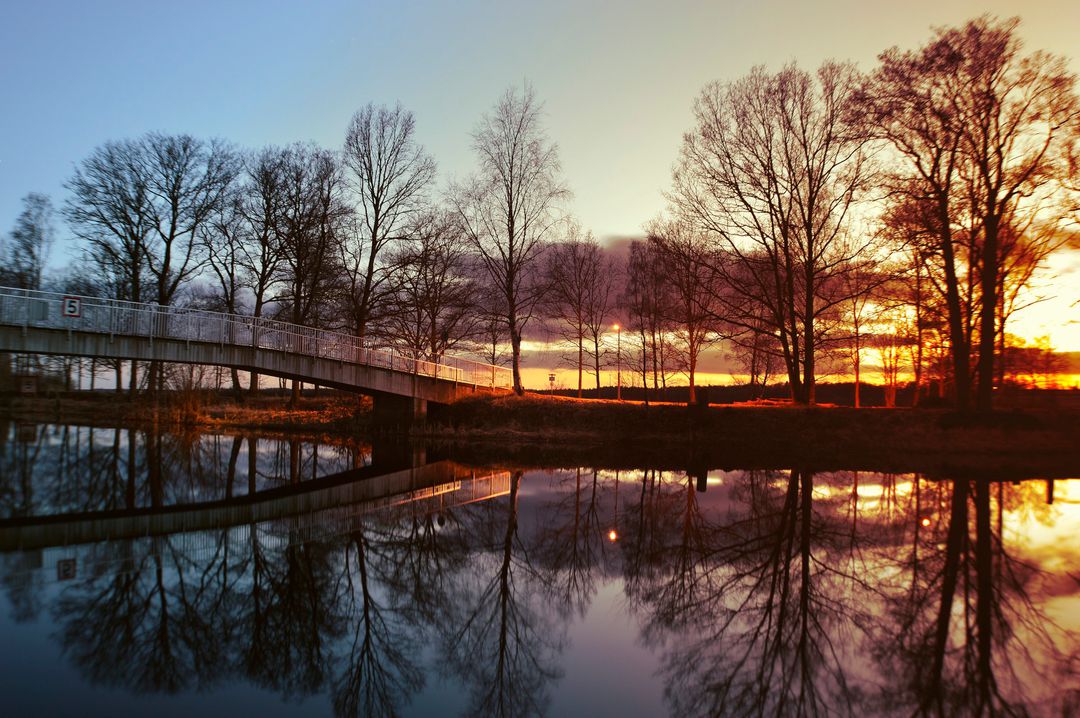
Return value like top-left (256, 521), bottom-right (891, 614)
top-left (1, 0), bottom-right (1078, 383)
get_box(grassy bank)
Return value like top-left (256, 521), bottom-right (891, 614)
top-left (3, 390), bottom-right (1079, 475)
top-left (425, 393), bottom-right (1080, 474)
top-left (0, 391), bottom-right (371, 435)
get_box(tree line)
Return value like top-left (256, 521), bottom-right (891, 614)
top-left (3, 16), bottom-right (1078, 410)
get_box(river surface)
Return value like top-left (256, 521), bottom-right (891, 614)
top-left (0, 422), bottom-right (1079, 717)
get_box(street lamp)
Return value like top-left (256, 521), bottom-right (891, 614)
top-left (613, 323), bottom-right (621, 401)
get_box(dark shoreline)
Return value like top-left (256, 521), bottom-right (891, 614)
top-left (3, 391), bottom-right (1080, 479)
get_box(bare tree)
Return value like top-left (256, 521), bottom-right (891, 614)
top-left (724, 307), bottom-right (781, 401)
top-left (236, 147), bottom-right (289, 394)
top-left (198, 188), bottom-right (246, 394)
top-left (647, 217), bottom-right (724, 404)
top-left (3, 193), bottom-right (55, 290)
top-left (958, 19), bottom-right (1079, 410)
top-left (995, 217), bottom-right (1072, 386)
top-left (839, 259), bottom-right (892, 408)
top-left (65, 139), bottom-right (151, 305)
top-left (274, 144), bottom-right (350, 405)
top-left (624, 239), bottom-right (675, 396)
top-left (862, 17), bottom-right (1080, 411)
top-left (382, 210), bottom-right (479, 362)
top-left (65, 134), bottom-right (237, 393)
top-left (545, 227), bottom-right (616, 395)
top-left (475, 285), bottom-right (512, 372)
top-left (141, 133), bottom-right (238, 308)
top-left (671, 62), bottom-right (873, 404)
top-left (65, 139), bottom-right (153, 393)
top-left (453, 84), bottom-right (569, 394)
top-left (341, 103), bottom-right (436, 343)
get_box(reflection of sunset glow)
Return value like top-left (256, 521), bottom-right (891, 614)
top-left (608, 529), bottom-right (618, 542)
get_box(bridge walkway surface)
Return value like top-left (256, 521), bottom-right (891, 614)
top-left (0, 286), bottom-right (513, 420)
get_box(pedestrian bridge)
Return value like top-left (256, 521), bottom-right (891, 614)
top-left (0, 286), bottom-right (512, 417)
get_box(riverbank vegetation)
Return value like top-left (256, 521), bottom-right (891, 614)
top-left (4, 389), bottom-right (1079, 475)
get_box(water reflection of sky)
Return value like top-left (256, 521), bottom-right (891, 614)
top-left (1, 426), bottom-right (1079, 717)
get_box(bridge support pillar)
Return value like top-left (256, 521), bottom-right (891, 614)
top-left (372, 394), bottom-right (428, 430)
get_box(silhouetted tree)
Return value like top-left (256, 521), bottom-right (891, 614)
top-left (341, 103), bottom-right (436, 343)
top-left (545, 227), bottom-right (617, 395)
top-left (236, 147), bottom-right (289, 393)
top-left (671, 62), bottom-right (874, 404)
top-left (624, 240), bottom-right (675, 398)
top-left (381, 210), bottom-right (479, 362)
top-left (647, 217), bottom-right (725, 404)
top-left (862, 17), bottom-right (1080, 410)
top-left (3, 192), bottom-right (54, 290)
top-left (273, 144), bottom-right (349, 404)
top-left (453, 84), bottom-right (569, 394)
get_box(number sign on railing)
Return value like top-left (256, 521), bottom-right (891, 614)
top-left (0, 286), bottom-right (513, 389)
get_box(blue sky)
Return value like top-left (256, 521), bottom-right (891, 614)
top-left (2, 0), bottom-right (1078, 254)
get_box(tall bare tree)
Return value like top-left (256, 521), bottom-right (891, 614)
top-left (141, 133), bottom-right (238, 308)
top-left (671, 62), bottom-right (873, 404)
top-left (341, 103), bottom-right (436, 343)
top-left (382, 210), bottom-right (478, 362)
top-left (453, 84), bottom-right (569, 394)
top-left (624, 239), bottom-right (675, 395)
top-left (65, 139), bottom-right (153, 393)
top-left (274, 144), bottom-right (349, 404)
top-left (863, 17), bottom-right (1080, 411)
top-left (4, 193), bottom-right (55, 290)
top-left (236, 147), bottom-right (289, 393)
top-left (65, 139), bottom-right (151, 306)
top-left (647, 218), bottom-right (724, 403)
top-left (545, 227), bottom-right (616, 395)
top-left (198, 188), bottom-right (246, 393)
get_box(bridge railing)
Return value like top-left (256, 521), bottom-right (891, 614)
top-left (0, 286), bottom-right (514, 389)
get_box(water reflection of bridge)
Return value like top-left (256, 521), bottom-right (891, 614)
top-left (0, 460), bottom-right (511, 553)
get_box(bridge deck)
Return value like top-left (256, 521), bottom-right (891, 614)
top-left (0, 286), bottom-right (512, 403)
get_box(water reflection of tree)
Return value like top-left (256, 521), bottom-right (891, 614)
top-left (441, 471), bottom-right (565, 717)
top-left (621, 469), bottom-right (1080, 716)
top-left (625, 469), bottom-right (879, 717)
top-left (0, 424), bottom-right (364, 519)
top-left (872, 477), bottom-right (1080, 716)
top-left (11, 454), bottom-right (1080, 716)
top-left (331, 523), bottom-right (423, 718)
top-left (241, 530), bottom-right (342, 698)
top-left (53, 534), bottom-right (238, 693)
top-left (533, 468), bottom-right (611, 618)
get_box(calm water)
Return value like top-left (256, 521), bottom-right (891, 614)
top-left (1, 422), bottom-right (1079, 717)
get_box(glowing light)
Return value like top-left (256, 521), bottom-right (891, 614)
top-left (612, 324), bottom-right (620, 331)
top-left (921, 517), bottom-right (931, 527)
top-left (608, 529), bottom-right (618, 542)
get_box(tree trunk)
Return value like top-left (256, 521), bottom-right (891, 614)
top-left (975, 215), bottom-right (999, 412)
top-left (939, 206), bottom-right (971, 410)
top-left (687, 343), bottom-right (697, 405)
top-left (593, 336), bottom-right (601, 393)
top-left (577, 336), bottom-right (583, 398)
top-left (854, 353), bottom-right (861, 408)
top-left (510, 329), bottom-right (523, 395)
